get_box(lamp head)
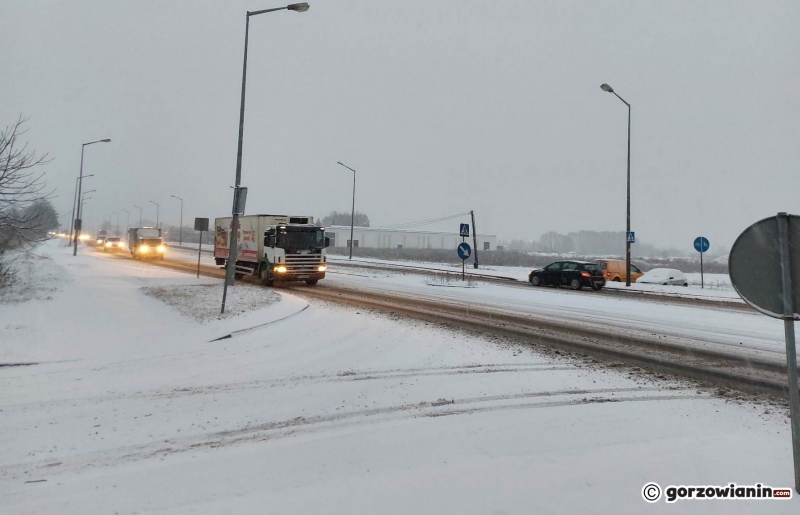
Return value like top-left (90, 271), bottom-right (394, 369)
top-left (287, 2), bottom-right (309, 12)
top-left (600, 83), bottom-right (614, 93)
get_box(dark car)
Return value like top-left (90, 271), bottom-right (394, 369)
top-left (528, 261), bottom-right (605, 291)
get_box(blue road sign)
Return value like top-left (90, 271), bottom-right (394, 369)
top-left (460, 223), bottom-right (470, 237)
top-left (457, 242), bottom-right (472, 260)
top-left (626, 231), bottom-right (635, 244)
top-left (694, 236), bottom-right (710, 253)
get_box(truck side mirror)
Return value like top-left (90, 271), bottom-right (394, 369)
top-left (324, 237), bottom-right (330, 248)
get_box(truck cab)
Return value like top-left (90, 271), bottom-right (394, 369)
top-left (127, 227), bottom-right (166, 260)
top-left (214, 215), bottom-right (329, 286)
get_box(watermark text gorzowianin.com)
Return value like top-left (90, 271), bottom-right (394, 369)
top-left (642, 482), bottom-right (792, 503)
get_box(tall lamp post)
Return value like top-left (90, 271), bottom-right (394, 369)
top-left (170, 194), bottom-right (184, 245)
top-left (69, 174), bottom-right (93, 244)
top-left (81, 197), bottom-right (93, 235)
top-left (79, 190), bottom-right (96, 240)
top-left (149, 200), bottom-right (160, 229)
top-left (134, 205), bottom-right (143, 227)
top-left (121, 208), bottom-right (130, 235)
top-left (336, 161), bottom-right (357, 259)
top-left (221, 2), bottom-right (310, 315)
top-left (600, 83), bottom-right (632, 287)
top-left (112, 211), bottom-right (120, 236)
top-left (73, 139), bottom-right (110, 256)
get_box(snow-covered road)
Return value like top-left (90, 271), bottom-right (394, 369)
top-left (164, 245), bottom-right (784, 363)
top-left (1, 242), bottom-right (796, 513)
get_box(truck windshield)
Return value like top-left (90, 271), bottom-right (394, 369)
top-left (277, 229), bottom-right (324, 250)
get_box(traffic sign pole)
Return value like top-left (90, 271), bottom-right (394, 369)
top-left (694, 237), bottom-right (709, 289)
top-left (700, 250), bottom-right (704, 289)
top-left (462, 236), bottom-right (465, 281)
top-left (777, 213), bottom-right (800, 494)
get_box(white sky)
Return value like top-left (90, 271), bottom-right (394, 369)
top-left (2, 0), bottom-right (799, 251)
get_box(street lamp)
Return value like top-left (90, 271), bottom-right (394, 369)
top-left (69, 174), bottom-right (93, 244)
top-left (222, 2), bottom-right (310, 315)
top-left (80, 191), bottom-right (95, 232)
top-left (133, 205), bottom-right (143, 227)
top-left (170, 195), bottom-right (184, 245)
top-left (336, 161), bottom-right (357, 260)
top-left (149, 200), bottom-right (160, 229)
top-left (73, 138), bottom-right (110, 256)
top-left (600, 83), bottom-right (632, 287)
top-left (121, 208), bottom-right (130, 235)
top-left (112, 211), bottom-right (120, 236)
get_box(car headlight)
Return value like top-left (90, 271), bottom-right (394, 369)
top-left (157, 245), bottom-right (166, 252)
top-left (275, 265), bottom-right (287, 273)
top-left (318, 265), bottom-right (327, 272)
top-left (105, 242), bottom-right (112, 247)
top-left (140, 245), bottom-right (149, 253)
top-left (97, 239), bottom-right (103, 244)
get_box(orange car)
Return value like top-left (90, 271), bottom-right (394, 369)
top-left (596, 259), bottom-right (643, 283)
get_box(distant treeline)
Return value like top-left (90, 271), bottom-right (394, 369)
top-left (501, 230), bottom-right (727, 260)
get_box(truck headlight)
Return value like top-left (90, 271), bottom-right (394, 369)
top-left (140, 245), bottom-right (149, 253)
top-left (275, 265), bottom-right (287, 273)
top-left (157, 245), bottom-right (166, 253)
top-left (97, 239), bottom-right (103, 244)
top-left (317, 265), bottom-right (327, 272)
top-left (105, 242), bottom-right (112, 247)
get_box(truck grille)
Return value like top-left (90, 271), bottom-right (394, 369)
top-left (284, 253), bottom-right (322, 274)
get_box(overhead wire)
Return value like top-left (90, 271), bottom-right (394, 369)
top-left (379, 212), bottom-right (471, 230)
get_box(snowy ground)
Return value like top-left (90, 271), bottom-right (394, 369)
top-left (2, 241), bottom-right (797, 513)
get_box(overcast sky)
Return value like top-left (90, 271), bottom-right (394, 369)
top-left (2, 0), bottom-right (798, 251)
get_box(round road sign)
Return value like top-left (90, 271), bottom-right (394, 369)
top-left (457, 242), bottom-right (472, 260)
top-left (694, 236), bottom-right (710, 253)
top-left (729, 214), bottom-right (800, 320)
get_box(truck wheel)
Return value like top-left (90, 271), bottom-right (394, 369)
top-left (305, 279), bottom-right (319, 286)
top-left (259, 264), bottom-right (274, 286)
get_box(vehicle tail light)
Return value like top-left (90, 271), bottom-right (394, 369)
top-left (581, 271), bottom-right (591, 278)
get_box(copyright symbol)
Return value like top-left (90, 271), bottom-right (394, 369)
top-left (642, 482), bottom-right (661, 503)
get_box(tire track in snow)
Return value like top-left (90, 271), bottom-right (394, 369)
top-left (4, 387), bottom-right (706, 480)
top-left (146, 363), bottom-right (579, 399)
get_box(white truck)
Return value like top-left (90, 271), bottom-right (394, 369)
top-left (214, 215), bottom-right (328, 286)
top-left (127, 227), bottom-right (165, 259)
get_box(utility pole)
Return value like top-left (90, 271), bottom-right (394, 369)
top-left (600, 83), bottom-right (632, 286)
top-left (471, 210), bottom-right (479, 269)
top-left (171, 195), bottom-right (184, 245)
top-left (337, 161), bottom-right (357, 259)
top-left (150, 201), bottom-right (160, 229)
top-left (73, 139), bottom-right (110, 256)
top-left (221, 2), bottom-right (310, 315)
top-left (121, 209), bottom-right (130, 235)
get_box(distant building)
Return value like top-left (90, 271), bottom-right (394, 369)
top-left (324, 226), bottom-right (497, 251)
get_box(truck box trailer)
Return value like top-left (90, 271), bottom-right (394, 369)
top-left (214, 215), bottom-right (328, 286)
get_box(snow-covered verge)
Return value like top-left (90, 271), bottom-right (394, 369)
top-left (0, 248), bottom-right (64, 305)
top-left (143, 283), bottom-right (279, 322)
top-left (1, 241), bottom-right (797, 514)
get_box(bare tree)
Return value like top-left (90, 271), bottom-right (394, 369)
top-left (0, 116), bottom-right (53, 285)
